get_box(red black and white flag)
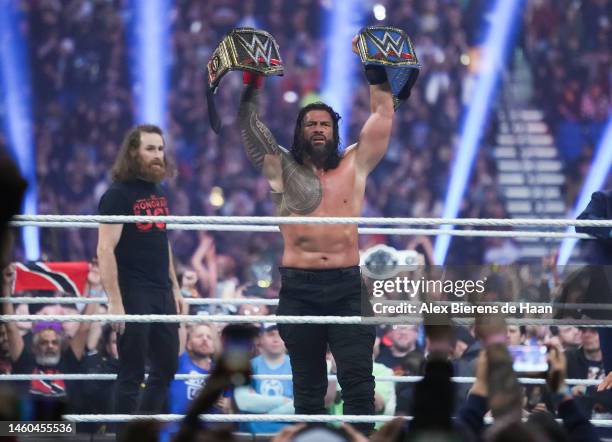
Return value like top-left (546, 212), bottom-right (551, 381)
top-left (14, 262), bottom-right (89, 296)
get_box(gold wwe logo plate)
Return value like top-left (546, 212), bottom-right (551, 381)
top-left (207, 28), bottom-right (283, 91)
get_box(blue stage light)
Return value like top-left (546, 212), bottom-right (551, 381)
top-left (320, 0), bottom-right (365, 150)
top-left (0, 0), bottom-right (39, 259)
top-left (558, 119), bottom-right (612, 265)
top-left (433, 0), bottom-right (524, 264)
top-left (127, 0), bottom-right (171, 127)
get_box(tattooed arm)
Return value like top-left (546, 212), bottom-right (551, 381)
top-left (237, 84), bottom-right (323, 215)
top-left (237, 85), bottom-right (285, 172)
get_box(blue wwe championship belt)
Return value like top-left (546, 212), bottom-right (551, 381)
top-left (357, 26), bottom-right (421, 110)
top-left (206, 28), bottom-right (284, 133)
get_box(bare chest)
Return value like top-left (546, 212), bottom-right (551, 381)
top-left (274, 153), bottom-right (365, 216)
top-left (311, 165), bottom-right (363, 215)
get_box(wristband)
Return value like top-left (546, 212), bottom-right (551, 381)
top-left (88, 288), bottom-right (103, 297)
top-left (243, 71), bottom-right (264, 89)
top-left (364, 65), bottom-right (387, 85)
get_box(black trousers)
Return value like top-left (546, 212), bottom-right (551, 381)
top-left (277, 266), bottom-right (376, 434)
top-left (114, 285), bottom-right (178, 416)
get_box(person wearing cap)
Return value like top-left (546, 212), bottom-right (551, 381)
top-left (376, 325), bottom-right (420, 373)
top-left (1, 263), bottom-right (95, 400)
top-left (234, 323), bottom-right (294, 434)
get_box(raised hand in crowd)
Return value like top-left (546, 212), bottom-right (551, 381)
top-left (1, 264), bottom-right (23, 361)
top-left (475, 313), bottom-right (523, 420)
top-left (191, 231), bottom-right (217, 299)
top-left (86, 259), bottom-right (103, 295)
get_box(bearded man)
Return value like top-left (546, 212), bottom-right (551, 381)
top-left (236, 35), bottom-right (403, 435)
top-left (97, 125), bottom-right (183, 425)
top-left (1, 264), bottom-right (93, 402)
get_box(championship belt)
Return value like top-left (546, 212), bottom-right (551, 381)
top-left (360, 244), bottom-right (422, 279)
top-left (357, 26), bottom-right (421, 110)
top-left (206, 28), bottom-right (283, 133)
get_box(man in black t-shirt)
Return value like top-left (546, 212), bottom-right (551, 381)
top-left (1, 264), bottom-right (93, 405)
top-left (566, 327), bottom-right (612, 416)
top-left (97, 124), bottom-right (184, 423)
top-left (376, 325), bottom-right (420, 373)
top-left (12, 322), bottom-right (82, 396)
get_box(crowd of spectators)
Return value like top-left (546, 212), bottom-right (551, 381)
top-left (522, 0), bottom-right (611, 208)
top-left (24, 0), bottom-right (133, 261)
top-left (2, 258), bottom-right (610, 441)
top-left (2, 1), bottom-right (610, 438)
top-left (12, 0), bottom-right (514, 272)
top-left (2, 258), bottom-right (611, 439)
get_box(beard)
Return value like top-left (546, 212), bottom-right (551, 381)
top-left (299, 135), bottom-right (340, 170)
top-left (190, 348), bottom-right (213, 360)
top-left (392, 341), bottom-right (413, 353)
top-left (137, 156), bottom-right (166, 183)
top-left (35, 353), bottom-right (61, 367)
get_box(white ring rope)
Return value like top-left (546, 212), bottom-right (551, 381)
top-left (7, 216), bottom-right (610, 428)
top-left (13, 214), bottom-right (612, 227)
top-left (0, 373), bottom-right (600, 386)
top-left (4, 314), bottom-right (612, 327)
top-left (9, 291), bottom-right (610, 323)
top-left (6, 297), bottom-right (612, 311)
top-left (57, 414), bottom-right (612, 427)
top-left (1, 297), bottom-right (281, 306)
top-left (61, 414), bottom-right (397, 423)
top-left (8, 221), bottom-right (592, 239)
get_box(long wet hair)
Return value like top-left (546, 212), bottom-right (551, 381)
top-left (290, 102), bottom-right (342, 170)
top-left (111, 124), bottom-right (176, 182)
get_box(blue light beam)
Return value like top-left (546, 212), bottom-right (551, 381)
top-left (320, 0), bottom-right (364, 149)
top-left (0, 0), bottom-right (39, 259)
top-left (433, 0), bottom-right (523, 264)
top-left (557, 119), bottom-right (612, 265)
top-left (128, 0), bottom-right (171, 127)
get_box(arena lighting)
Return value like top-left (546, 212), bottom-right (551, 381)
top-left (0, 0), bottom-right (40, 259)
top-left (557, 119), bottom-right (612, 265)
top-left (373, 4), bottom-right (386, 21)
top-left (127, 0), bottom-right (170, 127)
top-left (320, 0), bottom-right (364, 151)
top-left (433, 0), bottom-right (524, 265)
top-left (283, 91), bottom-right (299, 103)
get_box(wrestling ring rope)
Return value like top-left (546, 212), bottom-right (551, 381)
top-left (5, 214), bottom-right (612, 429)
